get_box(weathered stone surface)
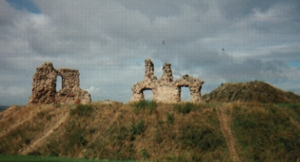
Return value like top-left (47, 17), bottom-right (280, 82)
top-left (153, 86), bottom-right (179, 102)
top-left (130, 59), bottom-right (158, 102)
top-left (160, 63), bottom-right (173, 82)
top-left (175, 74), bottom-right (204, 102)
top-left (29, 62), bottom-right (58, 104)
top-left (130, 59), bottom-right (204, 103)
top-left (29, 62), bottom-right (91, 104)
top-left (56, 69), bottom-right (91, 104)
top-left (153, 62), bottom-right (178, 102)
top-left (144, 59), bottom-right (157, 81)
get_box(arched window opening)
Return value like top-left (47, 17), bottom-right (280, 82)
top-left (143, 89), bottom-right (153, 101)
top-left (56, 76), bottom-right (62, 92)
top-left (180, 86), bottom-right (190, 102)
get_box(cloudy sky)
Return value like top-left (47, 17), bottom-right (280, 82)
top-left (0, 0), bottom-right (300, 105)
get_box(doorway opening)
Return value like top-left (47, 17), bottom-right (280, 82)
top-left (143, 89), bottom-right (153, 101)
top-left (180, 86), bottom-right (190, 102)
top-left (56, 76), bottom-right (62, 92)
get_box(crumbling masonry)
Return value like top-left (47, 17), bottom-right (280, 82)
top-left (130, 59), bottom-right (204, 103)
top-left (29, 62), bottom-right (91, 104)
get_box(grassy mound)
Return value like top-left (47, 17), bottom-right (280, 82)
top-left (230, 102), bottom-right (300, 161)
top-left (203, 81), bottom-right (300, 103)
top-left (0, 101), bottom-right (300, 161)
top-left (0, 102), bottom-right (228, 161)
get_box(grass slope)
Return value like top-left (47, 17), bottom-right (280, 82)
top-left (0, 154), bottom-right (134, 162)
top-left (0, 101), bottom-right (300, 161)
top-left (230, 102), bottom-right (300, 161)
top-left (203, 81), bottom-right (300, 103)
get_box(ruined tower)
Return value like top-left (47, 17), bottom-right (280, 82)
top-left (144, 59), bottom-right (157, 81)
top-left (175, 74), bottom-right (204, 102)
top-left (29, 62), bottom-right (91, 104)
top-left (160, 63), bottom-right (173, 82)
top-left (154, 62), bottom-right (179, 102)
top-left (56, 69), bottom-right (91, 104)
top-left (130, 59), bottom-right (204, 103)
top-left (130, 59), bottom-right (157, 102)
top-left (29, 62), bottom-right (58, 104)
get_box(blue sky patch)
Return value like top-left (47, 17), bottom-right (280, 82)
top-left (286, 61), bottom-right (300, 68)
top-left (6, 0), bottom-right (41, 14)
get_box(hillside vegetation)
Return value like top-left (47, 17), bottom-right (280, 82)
top-left (1, 100), bottom-right (300, 161)
top-left (0, 102), bottom-right (228, 161)
top-left (1, 81), bottom-right (300, 161)
top-left (203, 81), bottom-right (300, 103)
top-left (0, 154), bottom-right (133, 162)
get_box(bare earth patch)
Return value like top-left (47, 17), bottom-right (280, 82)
top-left (217, 107), bottom-right (240, 162)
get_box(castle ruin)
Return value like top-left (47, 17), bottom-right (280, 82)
top-left (130, 59), bottom-right (204, 103)
top-left (29, 62), bottom-right (91, 104)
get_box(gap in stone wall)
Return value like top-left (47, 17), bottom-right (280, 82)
top-left (56, 76), bottom-right (62, 92)
top-left (143, 90), bottom-right (153, 101)
top-left (181, 87), bottom-right (190, 102)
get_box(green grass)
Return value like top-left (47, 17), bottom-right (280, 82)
top-left (130, 119), bottom-right (145, 136)
top-left (166, 112), bottom-right (174, 125)
top-left (231, 103), bottom-right (300, 161)
top-left (0, 154), bottom-right (135, 162)
top-left (70, 104), bottom-right (93, 116)
top-left (274, 103), bottom-right (300, 117)
top-left (179, 125), bottom-right (225, 151)
top-left (3, 102), bottom-right (300, 161)
top-left (173, 102), bottom-right (201, 114)
top-left (131, 100), bottom-right (157, 114)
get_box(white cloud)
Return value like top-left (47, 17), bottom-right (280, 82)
top-left (0, 0), bottom-right (300, 105)
top-left (85, 86), bottom-right (100, 92)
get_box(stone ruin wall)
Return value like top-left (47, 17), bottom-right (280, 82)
top-left (29, 62), bottom-right (91, 104)
top-left (130, 59), bottom-right (204, 103)
top-left (29, 60), bottom-right (203, 104)
top-left (29, 62), bottom-right (58, 104)
top-left (154, 62), bottom-right (179, 102)
top-left (131, 59), bottom-right (157, 102)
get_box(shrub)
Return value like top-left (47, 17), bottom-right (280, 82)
top-left (132, 100), bottom-right (157, 114)
top-left (232, 104), bottom-right (300, 161)
top-left (179, 125), bottom-right (225, 151)
top-left (130, 119), bottom-right (145, 140)
top-left (166, 113), bottom-right (174, 125)
top-left (37, 112), bottom-right (45, 119)
top-left (154, 128), bottom-right (163, 144)
top-left (69, 133), bottom-right (87, 147)
top-left (141, 149), bottom-right (150, 159)
top-left (174, 102), bottom-right (199, 114)
top-left (55, 104), bottom-right (62, 108)
top-left (275, 103), bottom-right (300, 116)
top-left (70, 104), bottom-right (93, 116)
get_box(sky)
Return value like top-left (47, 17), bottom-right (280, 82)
top-left (0, 0), bottom-right (300, 105)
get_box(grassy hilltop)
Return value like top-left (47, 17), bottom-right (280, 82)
top-left (203, 81), bottom-right (300, 103)
top-left (0, 81), bottom-right (300, 161)
top-left (0, 101), bottom-right (300, 161)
